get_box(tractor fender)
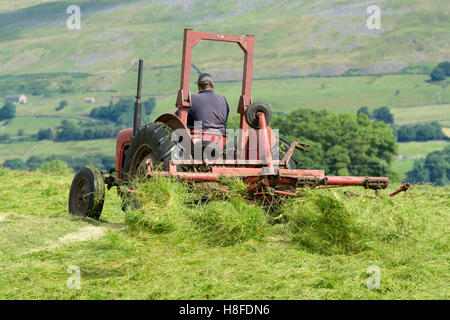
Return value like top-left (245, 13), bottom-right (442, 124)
top-left (115, 115), bottom-right (191, 178)
top-left (155, 113), bottom-right (188, 131)
top-left (115, 128), bottom-right (133, 178)
top-left (155, 113), bottom-right (193, 155)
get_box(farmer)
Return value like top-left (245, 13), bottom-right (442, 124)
top-left (176, 73), bottom-right (229, 132)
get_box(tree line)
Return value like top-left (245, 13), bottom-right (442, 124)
top-left (394, 122), bottom-right (447, 142)
top-left (357, 106), bottom-right (394, 124)
top-left (2, 154), bottom-right (115, 173)
top-left (35, 97), bottom-right (156, 142)
top-left (430, 61), bottom-right (450, 82)
top-left (89, 97), bottom-right (155, 126)
top-left (356, 106), bottom-right (447, 143)
top-left (0, 103), bottom-right (16, 121)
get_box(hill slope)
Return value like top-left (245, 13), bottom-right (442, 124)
top-left (1, 0), bottom-right (449, 77)
top-left (0, 0), bottom-right (449, 176)
top-left (0, 0), bottom-right (448, 115)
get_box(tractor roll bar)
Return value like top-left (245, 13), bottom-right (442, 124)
top-left (176, 29), bottom-right (255, 159)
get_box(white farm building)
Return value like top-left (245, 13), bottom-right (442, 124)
top-left (4, 94), bottom-right (27, 104)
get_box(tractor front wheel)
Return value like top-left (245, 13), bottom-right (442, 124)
top-left (68, 166), bottom-right (105, 220)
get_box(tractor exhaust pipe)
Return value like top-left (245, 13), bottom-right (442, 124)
top-left (133, 59), bottom-right (144, 136)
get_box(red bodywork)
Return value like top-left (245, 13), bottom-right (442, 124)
top-left (115, 128), bottom-right (132, 179)
top-left (116, 29), bottom-right (394, 196)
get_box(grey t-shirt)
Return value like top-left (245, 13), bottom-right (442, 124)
top-left (176, 90), bottom-right (229, 132)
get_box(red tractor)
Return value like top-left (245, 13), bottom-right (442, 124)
top-left (69, 29), bottom-right (408, 219)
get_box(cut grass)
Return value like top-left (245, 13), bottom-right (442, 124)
top-left (0, 168), bottom-right (448, 299)
top-left (125, 176), bottom-right (268, 247)
top-left (282, 191), bottom-right (361, 255)
top-left (191, 198), bottom-right (268, 247)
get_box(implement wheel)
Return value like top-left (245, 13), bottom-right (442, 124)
top-left (245, 102), bottom-right (272, 129)
top-left (68, 166), bottom-right (105, 220)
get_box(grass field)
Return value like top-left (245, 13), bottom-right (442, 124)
top-left (0, 117), bottom-right (65, 135)
top-left (0, 168), bottom-right (448, 299)
top-left (152, 75), bottom-right (450, 117)
top-left (0, 0), bottom-right (449, 301)
top-left (443, 128), bottom-right (450, 137)
top-left (391, 104), bottom-right (450, 126)
top-left (397, 141), bottom-right (449, 159)
top-left (391, 160), bottom-right (414, 178)
top-left (0, 0), bottom-right (449, 169)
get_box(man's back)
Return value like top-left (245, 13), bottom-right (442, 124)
top-left (186, 90), bottom-right (229, 132)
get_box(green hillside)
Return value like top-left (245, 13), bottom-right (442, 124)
top-left (1, 0), bottom-right (449, 76)
top-left (0, 0), bottom-right (449, 177)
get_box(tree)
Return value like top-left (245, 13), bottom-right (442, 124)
top-left (0, 133), bottom-right (11, 142)
top-left (396, 125), bottom-right (416, 142)
top-left (3, 158), bottom-right (27, 170)
top-left (89, 97), bottom-right (156, 126)
top-left (430, 67), bottom-right (446, 81)
top-left (271, 108), bottom-right (398, 177)
top-left (436, 61), bottom-right (450, 76)
top-left (143, 97), bottom-right (156, 115)
top-left (37, 128), bottom-right (55, 140)
top-left (0, 103), bottom-right (16, 121)
top-left (371, 106), bottom-right (394, 124)
top-left (26, 156), bottom-right (44, 170)
top-left (56, 99), bottom-right (68, 111)
top-left (357, 106), bottom-right (370, 118)
top-left (38, 160), bottom-right (71, 174)
top-left (406, 145), bottom-right (449, 185)
top-left (55, 120), bottom-right (80, 141)
top-left (395, 122), bottom-right (446, 142)
top-left (415, 122), bottom-right (446, 141)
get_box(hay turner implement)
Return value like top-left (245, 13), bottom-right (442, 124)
top-left (68, 29), bottom-right (410, 219)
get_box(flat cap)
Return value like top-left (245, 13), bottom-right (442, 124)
top-left (197, 73), bottom-right (214, 86)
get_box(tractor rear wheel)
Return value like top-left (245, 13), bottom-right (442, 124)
top-left (123, 122), bottom-right (179, 180)
top-left (121, 123), bottom-right (182, 210)
top-left (68, 166), bottom-right (105, 220)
